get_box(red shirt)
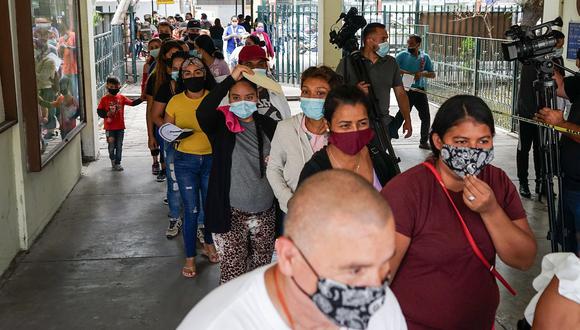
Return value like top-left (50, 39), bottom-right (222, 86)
top-left (381, 161), bottom-right (526, 330)
top-left (98, 94), bottom-right (133, 131)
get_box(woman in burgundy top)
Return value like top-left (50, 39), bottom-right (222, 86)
top-left (382, 95), bottom-right (537, 329)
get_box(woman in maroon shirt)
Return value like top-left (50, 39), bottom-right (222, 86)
top-left (382, 95), bottom-right (537, 329)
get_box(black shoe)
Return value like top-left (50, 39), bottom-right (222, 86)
top-left (519, 184), bottom-right (532, 199)
top-left (156, 171), bottom-right (166, 182)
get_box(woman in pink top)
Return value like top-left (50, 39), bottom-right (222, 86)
top-left (252, 22), bottom-right (274, 60)
top-left (193, 35), bottom-right (230, 78)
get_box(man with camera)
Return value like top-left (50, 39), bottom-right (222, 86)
top-left (535, 73), bottom-right (580, 256)
top-left (336, 23), bottom-right (412, 139)
top-left (516, 31), bottom-right (565, 198)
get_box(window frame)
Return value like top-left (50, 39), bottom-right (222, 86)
top-left (16, 0), bottom-right (87, 172)
top-left (0, 0), bottom-right (18, 134)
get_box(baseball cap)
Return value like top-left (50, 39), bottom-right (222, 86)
top-left (187, 19), bottom-right (201, 30)
top-left (239, 45), bottom-right (268, 63)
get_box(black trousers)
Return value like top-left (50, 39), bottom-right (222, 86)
top-left (394, 90), bottom-right (430, 144)
top-left (516, 121), bottom-right (542, 185)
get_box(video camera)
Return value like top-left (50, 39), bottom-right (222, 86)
top-left (329, 7), bottom-right (367, 53)
top-left (502, 17), bottom-right (563, 63)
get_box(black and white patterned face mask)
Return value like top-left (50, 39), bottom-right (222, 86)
top-left (440, 144), bottom-right (494, 178)
top-left (291, 245), bottom-right (388, 330)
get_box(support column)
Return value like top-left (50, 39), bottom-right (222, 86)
top-left (80, 0), bottom-right (100, 161)
top-left (318, 0), bottom-right (342, 70)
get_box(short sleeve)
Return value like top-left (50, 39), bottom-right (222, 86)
top-left (395, 52), bottom-right (404, 66)
top-left (500, 170), bottom-right (527, 221)
top-left (392, 60), bottom-right (403, 87)
top-left (381, 173), bottom-right (418, 238)
top-left (122, 95), bottom-right (132, 106)
top-left (165, 97), bottom-right (176, 118)
top-left (145, 74), bottom-right (156, 96)
top-left (424, 55), bottom-right (434, 72)
top-left (154, 83), bottom-right (172, 103)
top-left (97, 97), bottom-right (106, 110)
top-left (224, 26), bottom-right (231, 36)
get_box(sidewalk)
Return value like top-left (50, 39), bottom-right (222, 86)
top-left (0, 85), bottom-right (551, 329)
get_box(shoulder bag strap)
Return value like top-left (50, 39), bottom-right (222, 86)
top-left (422, 161), bottom-right (517, 296)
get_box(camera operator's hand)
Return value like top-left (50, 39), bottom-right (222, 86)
top-left (414, 72), bottom-right (423, 81)
top-left (356, 81), bottom-right (370, 96)
top-left (535, 107), bottom-right (565, 126)
top-left (402, 120), bottom-right (413, 138)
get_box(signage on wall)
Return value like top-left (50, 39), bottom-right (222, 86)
top-left (157, 0), bottom-right (175, 4)
top-left (567, 22), bottom-right (580, 59)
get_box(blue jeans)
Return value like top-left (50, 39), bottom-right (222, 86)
top-left (173, 151), bottom-right (213, 258)
top-left (164, 141), bottom-right (181, 219)
top-left (562, 188), bottom-right (580, 254)
top-left (106, 130), bottom-right (124, 165)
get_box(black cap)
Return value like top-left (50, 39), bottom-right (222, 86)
top-left (187, 19), bottom-right (201, 29)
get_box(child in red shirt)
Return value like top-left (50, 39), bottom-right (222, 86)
top-left (97, 76), bottom-right (143, 171)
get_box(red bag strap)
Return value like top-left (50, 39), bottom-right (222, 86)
top-left (422, 162), bottom-right (517, 296)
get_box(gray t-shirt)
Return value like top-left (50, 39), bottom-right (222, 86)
top-left (337, 53), bottom-right (403, 116)
top-left (229, 120), bottom-right (274, 213)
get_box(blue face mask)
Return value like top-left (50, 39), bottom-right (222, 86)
top-left (170, 71), bottom-right (179, 81)
top-left (253, 68), bottom-right (267, 76)
top-left (376, 41), bottom-right (390, 57)
top-left (300, 97), bottom-right (325, 120)
top-left (149, 48), bottom-right (160, 58)
top-left (229, 101), bottom-right (257, 119)
top-left (189, 49), bottom-right (201, 58)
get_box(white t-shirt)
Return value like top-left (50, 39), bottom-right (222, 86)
top-left (178, 265), bottom-right (407, 330)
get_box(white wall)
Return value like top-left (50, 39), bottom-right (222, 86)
top-left (544, 0), bottom-right (580, 70)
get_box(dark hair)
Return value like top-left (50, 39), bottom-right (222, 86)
top-left (553, 30), bottom-right (565, 40)
top-left (246, 35), bottom-right (264, 47)
top-left (362, 22), bottom-right (385, 43)
top-left (237, 14), bottom-right (244, 20)
top-left (409, 34), bottom-right (422, 44)
top-left (194, 35), bottom-right (225, 60)
top-left (231, 77), bottom-right (258, 93)
top-left (201, 13), bottom-right (207, 19)
top-left (179, 57), bottom-right (217, 91)
top-left (323, 85), bottom-right (371, 122)
top-left (158, 21), bottom-right (173, 32)
top-left (214, 18), bottom-right (222, 27)
top-left (429, 95), bottom-right (495, 157)
top-left (148, 37), bottom-right (162, 47)
top-left (301, 66), bottom-right (343, 90)
top-left (106, 76), bottom-right (120, 85)
top-left (154, 39), bottom-right (182, 95)
top-left (170, 51), bottom-right (190, 63)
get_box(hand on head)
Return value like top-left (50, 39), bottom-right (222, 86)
top-left (231, 65), bottom-right (254, 81)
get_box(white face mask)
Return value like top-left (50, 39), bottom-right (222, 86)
top-left (376, 41), bottom-right (390, 57)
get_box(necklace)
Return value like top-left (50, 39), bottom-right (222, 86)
top-left (274, 267), bottom-right (295, 329)
top-left (304, 117), bottom-right (326, 135)
top-left (328, 147), bottom-right (361, 172)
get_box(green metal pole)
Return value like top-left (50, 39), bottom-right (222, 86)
top-left (129, 6), bottom-right (137, 83)
top-left (473, 37), bottom-right (480, 96)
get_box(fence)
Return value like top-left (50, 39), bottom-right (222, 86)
top-left (257, 4), bottom-right (319, 85)
top-left (94, 25), bottom-right (127, 99)
top-left (260, 3), bottom-right (523, 131)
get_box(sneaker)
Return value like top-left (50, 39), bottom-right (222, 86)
top-left (163, 198), bottom-right (168, 205)
top-left (166, 218), bottom-right (182, 239)
top-left (152, 162), bottom-right (160, 175)
top-left (419, 142), bottom-right (430, 150)
top-left (519, 183), bottom-right (531, 199)
top-left (114, 164), bottom-right (124, 171)
top-left (156, 171), bottom-right (166, 182)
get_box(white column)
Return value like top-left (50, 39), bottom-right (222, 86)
top-left (318, 0), bottom-right (343, 69)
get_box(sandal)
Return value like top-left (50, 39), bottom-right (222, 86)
top-left (202, 244), bottom-right (220, 264)
top-left (182, 265), bottom-right (197, 278)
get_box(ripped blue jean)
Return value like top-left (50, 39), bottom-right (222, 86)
top-left (173, 151), bottom-right (213, 257)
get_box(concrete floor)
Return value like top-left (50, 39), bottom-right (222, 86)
top-left (0, 97), bottom-right (551, 329)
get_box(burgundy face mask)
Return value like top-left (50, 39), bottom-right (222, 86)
top-left (328, 128), bottom-right (375, 155)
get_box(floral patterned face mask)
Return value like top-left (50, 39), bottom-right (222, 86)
top-left (440, 144), bottom-right (494, 178)
top-left (291, 244), bottom-right (388, 330)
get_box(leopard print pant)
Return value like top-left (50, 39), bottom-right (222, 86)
top-left (213, 206), bottom-right (276, 284)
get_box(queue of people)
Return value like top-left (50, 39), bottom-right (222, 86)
top-left (94, 17), bottom-right (580, 329)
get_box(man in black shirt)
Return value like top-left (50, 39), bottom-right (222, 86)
top-left (535, 75), bottom-right (580, 255)
top-left (516, 31), bottom-right (565, 198)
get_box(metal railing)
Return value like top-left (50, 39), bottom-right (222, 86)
top-left (258, 3), bottom-right (319, 85)
top-left (94, 25), bottom-right (126, 99)
top-left (425, 33), bottom-right (518, 130)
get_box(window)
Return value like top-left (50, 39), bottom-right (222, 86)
top-left (17, 0), bottom-right (87, 170)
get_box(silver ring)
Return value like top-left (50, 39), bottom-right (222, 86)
top-left (468, 195), bottom-right (476, 201)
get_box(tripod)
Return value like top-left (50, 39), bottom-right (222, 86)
top-left (342, 50), bottom-right (401, 174)
top-left (532, 59), bottom-right (570, 252)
